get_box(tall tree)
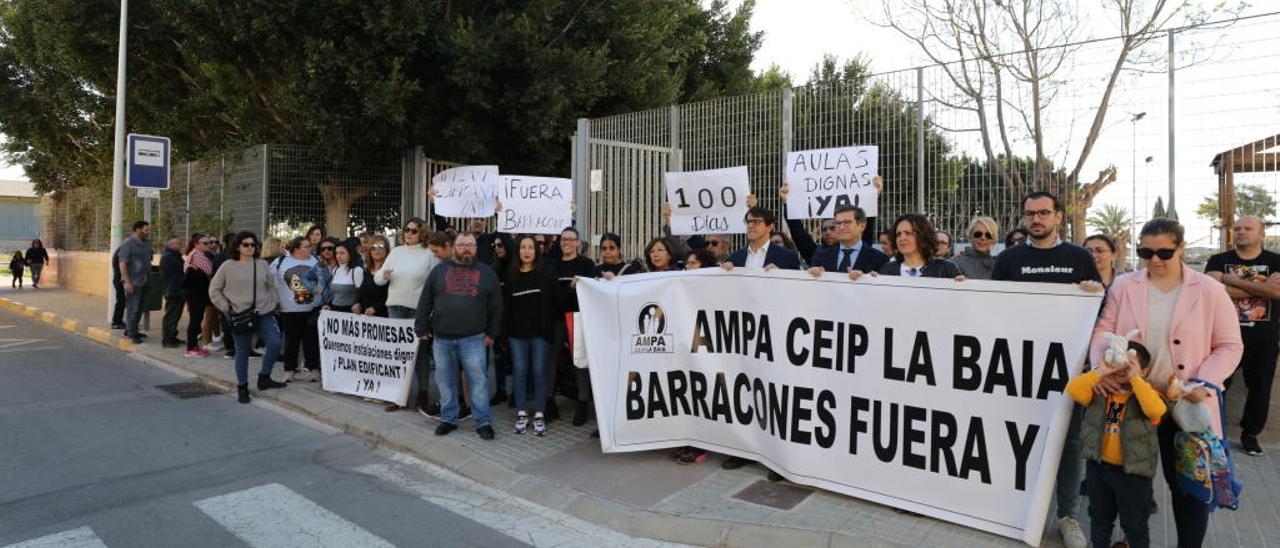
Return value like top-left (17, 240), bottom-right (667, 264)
top-left (1152, 196), bottom-right (1167, 219)
top-left (0, 0), bottom-right (764, 236)
top-left (875, 0), bottom-right (1243, 241)
top-left (1087, 204), bottom-right (1134, 268)
top-left (1197, 184), bottom-right (1277, 224)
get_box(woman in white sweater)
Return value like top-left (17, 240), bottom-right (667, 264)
top-left (375, 217), bottom-right (440, 410)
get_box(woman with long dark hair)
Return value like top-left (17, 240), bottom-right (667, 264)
top-left (505, 235), bottom-right (557, 436)
top-left (325, 241), bottom-right (365, 315)
top-left (208, 232), bottom-right (286, 403)
top-left (867, 213), bottom-right (961, 279)
top-left (182, 233), bottom-right (215, 357)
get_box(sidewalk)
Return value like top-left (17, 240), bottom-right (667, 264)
top-left (4, 285), bottom-right (1279, 547)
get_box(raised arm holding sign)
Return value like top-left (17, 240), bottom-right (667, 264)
top-left (497, 176), bottom-right (574, 234)
top-left (431, 165), bottom-right (500, 218)
top-left (664, 166), bottom-right (751, 235)
top-left (785, 146), bottom-right (878, 219)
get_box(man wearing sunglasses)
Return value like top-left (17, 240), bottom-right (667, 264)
top-left (1205, 216), bottom-right (1280, 456)
top-left (991, 191), bottom-right (1101, 548)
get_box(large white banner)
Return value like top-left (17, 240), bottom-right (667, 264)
top-left (431, 165), bottom-right (500, 218)
top-left (785, 146), bottom-right (879, 218)
top-left (497, 175), bottom-right (573, 234)
top-left (577, 270), bottom-right (1102, 545)
top-left (664, 166), bottom-right (750, 234)
top-left (319, 310), bottom-right (419, 405)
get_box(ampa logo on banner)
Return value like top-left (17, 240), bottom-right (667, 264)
top-left (631, 303), bottom-right (673, 354)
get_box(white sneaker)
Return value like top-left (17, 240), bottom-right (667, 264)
top-left (1058, 516), bottom-right (1087, 548)
top-left (204, 340), bottom-right (223, 351)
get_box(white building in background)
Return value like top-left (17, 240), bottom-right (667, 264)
top-left (0, 179), bottom-right (40, 252)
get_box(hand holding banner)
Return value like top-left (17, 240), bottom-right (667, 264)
top-left (664, 166), bottom-right (750, 234)
top-left (497, 176), bottom-right (573, 234)
top-left (432, 165), bottom-right (500, 218)
top-left (577, 270), bottom-right (1101, 545)
top-left (319, 311), bottom-right (419, 405)
top-left (785, 146), bottom-right (878, 218)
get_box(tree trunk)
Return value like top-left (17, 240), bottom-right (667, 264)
top-left (318, 181), bottom-right (369, 239)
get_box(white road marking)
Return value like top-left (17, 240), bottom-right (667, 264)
top-left (193, 483), bottom-right (394, 548)
top-left (0, 338), bottom-right (44, 350)
top-left (357, 454), bottom-right (688, 548)
top-left (0, 346), bottom-right (59, 354)
top-left (3, 527), bottom-right (109, 548)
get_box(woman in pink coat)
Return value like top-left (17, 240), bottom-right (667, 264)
top-left (1089, 218), bottom-right (1242, 547)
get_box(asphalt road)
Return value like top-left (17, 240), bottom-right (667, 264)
top-left (0, 307), bottom-right (655, 548)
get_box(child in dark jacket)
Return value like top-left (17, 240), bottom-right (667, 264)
top-left (9, 251), bottom-right (24, 288)
top-left (1066, 341), bottom-right (1165, 548)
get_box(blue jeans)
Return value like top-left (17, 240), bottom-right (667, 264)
top-left (389, 305), bottom-right (433, 405)
top-left (232, 313), bottom-right (282, 386)
top-left (434, 334), bottom-right (491, 426)
top-left (509, 337), bottom-right (549, 413)
top-left (1056, 402), bottom-right (1085, 519)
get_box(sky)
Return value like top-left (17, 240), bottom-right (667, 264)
top-left (727, 0), bottom-right (1280, 247)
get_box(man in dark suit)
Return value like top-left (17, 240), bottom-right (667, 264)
top-left (807, 205), bottom-right (889, 276)
top-left (724, 206), bottom-right (802, 270)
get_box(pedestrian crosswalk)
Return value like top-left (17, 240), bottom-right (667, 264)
top-left (194, 484), bottom-right (397, 548)
top-left (2, 460), bottom-right (686, 548)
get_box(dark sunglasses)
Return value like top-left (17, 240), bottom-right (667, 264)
top-left (239, 242), bottom-right (258, 248)
top-left (971, 231), bottom-right (993, 240)
top-left (1136, 247), bottom-right (1176, 260)
top-left (320, 246), bottom-right (336, 252)
top-left (403, 227), bottom-right (420, 234)
top-left (200, 239), bottom-right (216, 245)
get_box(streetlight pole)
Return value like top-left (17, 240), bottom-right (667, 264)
top-left (107, 0), bottom-right (128, 322)
top-left (1131, 111), bottom-right (1146, 270)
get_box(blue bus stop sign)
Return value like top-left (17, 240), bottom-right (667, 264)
top-left (126, 134), bottom-right (171, 191)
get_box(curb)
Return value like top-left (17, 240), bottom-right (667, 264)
top-left (0, 294), bottom-right (878, 548)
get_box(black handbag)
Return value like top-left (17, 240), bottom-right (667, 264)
top-left (228, 260), bottom-right (260, 335)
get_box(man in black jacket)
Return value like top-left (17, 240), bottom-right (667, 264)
top-left (806, 205), bottom-right (889, 276)
top-left (724, 207), bottom-right (802, 270)
top-left (160, 236), bottom-right (186, 348)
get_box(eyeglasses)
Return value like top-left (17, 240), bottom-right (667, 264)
top-left (1022, 209), bottom-right (1055, 219)
top-left (971, 231), bottom-right (992, 240)
top-left (561, 237), bottom-right (580, 243)
top-left (239, 242), bottom-right (258, 249)
top-left (1136, 247), bottom-right (1177, 260)
top-left (200, 239), bottom-right (216, 245)
top-left (745, 218), bottom-right (765, 226)
top-left (320, 246), bottom-right (336, 252)
top-left (403, 227), bottom-right (420, 234)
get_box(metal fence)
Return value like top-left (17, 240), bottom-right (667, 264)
top-left (45, 144), bottom-right (405, 251)
top-left (572, 12), bottom-right (1280, 259)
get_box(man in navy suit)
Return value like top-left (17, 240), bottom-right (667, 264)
top-left (806, 204), bottom-right (889, 276)
top-left (724, 207), bottom-right (802, 271)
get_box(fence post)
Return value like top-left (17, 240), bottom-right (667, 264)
top-left (1167, 30), bottom-right (1178, 224)
top-left (780, 88), bottom-right (794, 236)
top-left (261, 144), bottom-right (269, 235)
top-left (184, 162), bottom-right (191, 241)
top-left (573, 118), bottom-right (591, 234)
top-left (916, 67), bottom-right (926, 213)
top-left (669, 105), bottom-right (682, 171)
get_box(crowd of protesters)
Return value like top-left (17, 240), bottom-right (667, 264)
top-left (89, 176), bottom-right (1276, 548)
